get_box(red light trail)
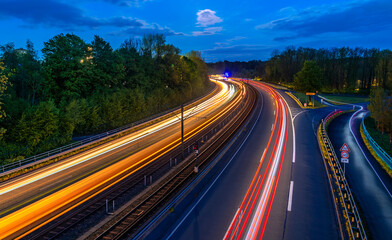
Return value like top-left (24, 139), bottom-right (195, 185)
top-left (224, 81), bottom-right (290, 240)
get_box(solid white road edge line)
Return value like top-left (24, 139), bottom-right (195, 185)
top-left (277, 91), bottom-right (296, 163)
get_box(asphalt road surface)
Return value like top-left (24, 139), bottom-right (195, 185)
top-left (328, 110), bottom-right (392, 239)
top-left (147, 82), bottom-right (342, 240)
top-left (0, 80), bottom-right (241, 239)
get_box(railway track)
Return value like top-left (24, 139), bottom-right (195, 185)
top-left (25, 81), bottom-right (256, 240)
top-left (93, 83), bottom-right (257, 240)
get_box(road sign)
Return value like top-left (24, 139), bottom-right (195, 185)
top-left (341, 158), bottom-right (349, 164)
top-left (306, 92), bottom-right (315, 95)
top-left (340, 143), bottom-right (350, 152)
top-left (341, 151), bottom-right (349, 159)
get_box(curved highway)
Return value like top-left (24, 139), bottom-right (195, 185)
top-left (224, 81), bottom-right (292, 240)
top-left (0, 79), bottom-right (244, 239)
top-left (328, 110), bottom-right (392, 239)
top-left (149, 81), bottom-right (342, 240)
top-left (144, 81), bottom-right (295, 239)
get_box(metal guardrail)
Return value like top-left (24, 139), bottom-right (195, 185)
top-left (28, 88), bottom-right (249, 240)
top-left (320, 110), bottom-right (367, 240)
top-left (92, 81), bottom-right (253, 240)
top-left (361, 112), bottom-right (392, 170)
top-left (0, 84), bottom-right (218, 174)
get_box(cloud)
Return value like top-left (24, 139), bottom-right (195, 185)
top-left (256, 0), bottom-right (392, 41)
top-left (110, 23), bottom-right (184, 37)
top-left (196, 9), bottom-right (222, 27)
top-left (215, 36), bottom-right (247, 46)
top-left (278, 7), bottom-right (297, 16)
top-left (273, 36), bottom-right (298, 41)
top-left (193, 27), bottom-right (222, 36)
top-left (193, 9), bottom-right (223, 36)
top-left (227, 36), bottom-right (247, 42)
top-left (98, 0), bottom-right (151, 7)
top-left (202, 44), bottom-right (272, 61)
top-left (0, 0), bottom-right (145, 30)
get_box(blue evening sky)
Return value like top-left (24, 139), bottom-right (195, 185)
top-left (1, 0), bottom-right (392, 62)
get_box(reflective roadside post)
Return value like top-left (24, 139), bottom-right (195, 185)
top-left (194, 142), bottom-right (199, 173)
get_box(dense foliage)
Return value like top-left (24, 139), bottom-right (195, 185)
top-left (209, 47), bottom-right (392, 94)
top-left (208, 46), bottom-right (392, 144)
top-left (0, 34), bottom-right (209, 163)
top-left (208, 60), bottom-right (265, 79)
top-left (293, 60), bottom-right (322, 92)
top-left (368, 87), bottom-right (392, 143)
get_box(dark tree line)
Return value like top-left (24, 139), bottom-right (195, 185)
top-left (208, 60), bottom-right (265, 79)
top-left (209, 46), bottom-right (392, 94)
top-left (368, 87), bottom-right (392, 143)
top-left (0, 34), bottom-right (209, 163)
top-left (265, 47), bottom-right (392, 93)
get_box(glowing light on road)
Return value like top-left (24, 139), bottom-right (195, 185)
top-left (0, 81), bottom-right (234, 196)
top-left (0, 79), bottom-right (243, 239)
top-left (224, 81), bottom-right (290, 240)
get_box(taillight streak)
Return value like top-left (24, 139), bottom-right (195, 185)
top-left (224, 82), bottom-right (290, 240)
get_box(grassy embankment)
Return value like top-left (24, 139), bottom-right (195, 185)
top-left (362, 117), bottom-right (392, 178)
top-left (320, 95), bottom-right (369, 104)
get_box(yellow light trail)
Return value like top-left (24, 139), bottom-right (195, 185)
top-left (0, 81), bottom-right (231, 196)
top-left (0, 79), bottom-right (244, 239)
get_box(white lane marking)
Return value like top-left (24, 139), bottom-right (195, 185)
top-left (277, 91), bottom-right (296, 164)
top-left (349, 108), bottom-right (392, 199)
top-left (166, 90), bottom-right (264, 239)
top-left (292, 110), bottom-right (305, 122)
top-left (271, 124), bottom-right (274, 131)
top-left (287, 181), bottom-right (294, 211)
top-left (274, 110), bottom-right (275, 115)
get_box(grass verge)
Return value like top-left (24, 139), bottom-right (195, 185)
top-left (364, 117), bottom-right (392, 157)
top-left (361, 119), bottom-right (392, 178)
top-left (320, 95), bottom-right (369, 104)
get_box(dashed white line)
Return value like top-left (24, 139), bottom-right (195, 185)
top-left (271, 124), bottom-right (274, 131)
top-left (287, 181), bottom-right (294, 211)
